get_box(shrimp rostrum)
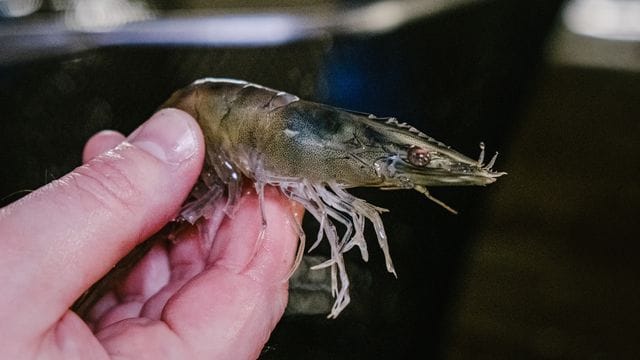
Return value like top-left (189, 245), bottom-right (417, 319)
top-left (162, 78), bottom-right (505, 318)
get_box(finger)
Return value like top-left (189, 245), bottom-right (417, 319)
top-left (0, 109), bottom-right (204, 337)
top-left (91, 242), bottom-right (172, 330)
top-left (82, 130), bottom-right (125, 163)
top-left (95, 188), bottom-right (303, 359)
top-left (161, 187), bottom-right (304, 359)
top-left (90, 202), bottom-right (227, 330)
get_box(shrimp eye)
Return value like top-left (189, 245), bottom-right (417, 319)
top-left (407, 146), bottom-right (431, 167)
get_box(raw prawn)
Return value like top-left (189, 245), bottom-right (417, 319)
top-left (160, 78), bottom-right (506, 318)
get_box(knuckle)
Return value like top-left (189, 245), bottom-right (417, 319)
top-left (68, 156), bottom-right (144, 216)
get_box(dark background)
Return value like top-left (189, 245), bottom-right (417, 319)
top-left (1, 0), bottom-right (638, 358)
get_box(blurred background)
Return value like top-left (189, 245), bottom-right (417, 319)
top-left (1, 0), bottom-right (638, 358)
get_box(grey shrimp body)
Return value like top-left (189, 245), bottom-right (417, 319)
top-left (162, 78), bottom-right (505, 317)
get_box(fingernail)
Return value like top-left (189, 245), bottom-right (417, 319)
top-left (128, 109), bottom-right (198, 165)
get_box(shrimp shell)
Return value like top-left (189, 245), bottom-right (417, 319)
top-left (162, 78), bottom-right (505, 318)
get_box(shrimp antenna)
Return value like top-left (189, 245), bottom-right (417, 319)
top-left (413, 185), bottom-right (458, 214)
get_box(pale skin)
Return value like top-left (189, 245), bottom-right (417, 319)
top-left (0, 109), bottom-right (303, 359)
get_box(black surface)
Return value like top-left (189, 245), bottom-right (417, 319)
top-left (444, 65), bottom-right (640, 359)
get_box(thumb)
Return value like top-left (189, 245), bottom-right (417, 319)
top-left (0, 109), bottom-right (204, 336)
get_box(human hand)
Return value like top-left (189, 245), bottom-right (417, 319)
top-left (0, 109), bottom-right (302, 359)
